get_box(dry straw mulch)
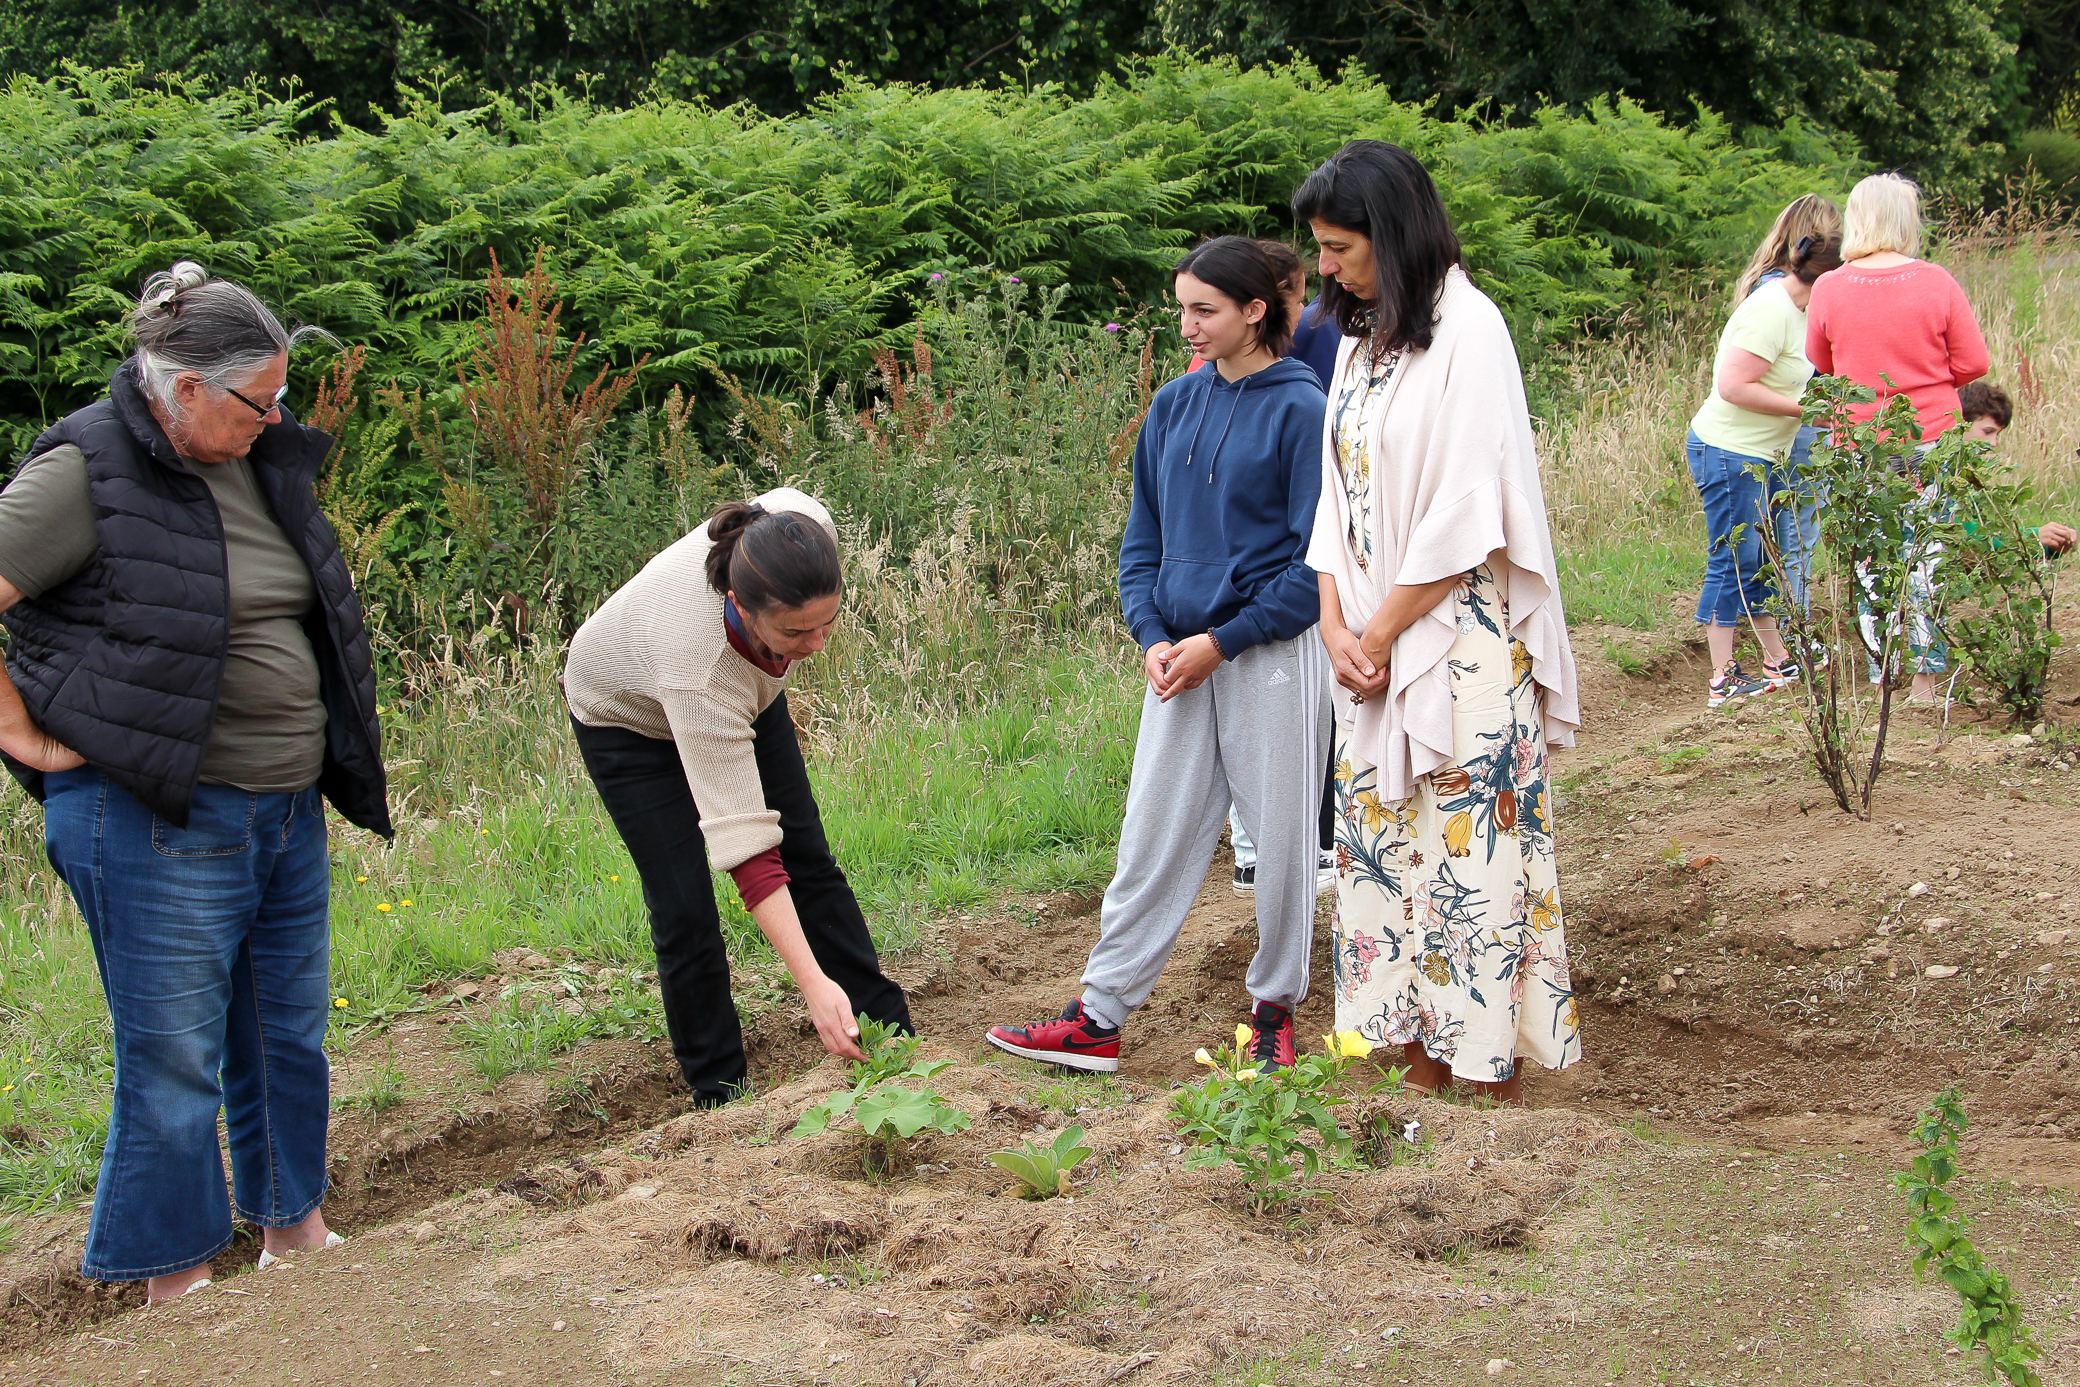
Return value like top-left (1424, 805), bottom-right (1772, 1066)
top-left (425, 1043), bottom-right (1623, 1384)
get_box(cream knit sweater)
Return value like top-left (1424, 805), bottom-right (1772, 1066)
top-left (564, 488), bottom-right (836, 871)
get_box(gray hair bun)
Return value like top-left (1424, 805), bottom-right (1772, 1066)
top-left (137, 261), bottom-right (210, 316)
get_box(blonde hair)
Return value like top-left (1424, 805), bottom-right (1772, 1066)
top-left (1841, 174), bottom-right (1922, 261)
top-left (1734, 195), bottom-right (1842, 299)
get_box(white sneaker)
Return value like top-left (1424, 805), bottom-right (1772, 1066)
top-left (257, 1231), bottom-right (345, 1270)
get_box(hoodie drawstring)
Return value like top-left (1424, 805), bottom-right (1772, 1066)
top-left (1184, 373), bottom-right (1251, 483)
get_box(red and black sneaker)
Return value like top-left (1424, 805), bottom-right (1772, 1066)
top-left (985, 1000), bottom-right (1121, 1073)
top-left (1245, 1000), bottom-right (1297, 1074)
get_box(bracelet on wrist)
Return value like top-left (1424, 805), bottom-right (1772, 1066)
top-left (1204, 629), bottom-right (1225, 660)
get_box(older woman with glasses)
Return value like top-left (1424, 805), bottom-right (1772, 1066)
top-left (0, 262), bottom-right (389, 1299)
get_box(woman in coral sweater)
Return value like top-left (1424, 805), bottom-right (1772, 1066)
top-left (1806, 173), bottom-right (1990, 704)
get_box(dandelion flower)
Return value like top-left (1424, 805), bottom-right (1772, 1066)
top-left (355, 876), bottom-right (368, 883)
top-left (480, 828), bottom-right (490, 836)
top-left (400, 899), bottom-right (413, 907)
top-left (610, 874), bottom-right (621, 882)
top-left (334, 997), bottom-right (349, 1010)
top-left (377, 903), bottom-right (393, 913)
top-left (1, 1084), bottom-right (13, 1093)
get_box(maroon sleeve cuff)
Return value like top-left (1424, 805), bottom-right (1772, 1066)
top-left (728, 847), bottom-right (790, 911)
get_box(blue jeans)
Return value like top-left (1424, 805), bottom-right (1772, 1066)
top-left (41, 771), bottom-right (332, 1281)
top-left (1687, 432), bottom-right (1778, 627)
top-left (1769, 424), bottom-right (1823, 615)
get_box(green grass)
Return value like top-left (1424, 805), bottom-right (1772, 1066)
top-left (1556, 525), bottom-right (1703, 629)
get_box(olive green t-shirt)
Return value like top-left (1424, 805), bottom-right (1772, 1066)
top-left (0, 443), bottom-right (327, 793)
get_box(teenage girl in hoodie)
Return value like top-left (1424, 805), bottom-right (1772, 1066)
top-left (985, 236), bottom-right (1329, 1074)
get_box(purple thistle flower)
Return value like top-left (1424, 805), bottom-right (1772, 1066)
top-left (1104, 322), bottom-right (1122, 332)
top-left (928, 272), bottom-right (943, 282)
top-left (1007, 276), bottom-right (1021, 284)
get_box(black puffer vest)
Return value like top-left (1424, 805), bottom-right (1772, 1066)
top-left (0, 362), bottom-right (392, 836)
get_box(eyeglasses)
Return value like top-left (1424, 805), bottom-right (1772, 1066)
top-left (224, 383), bottom-right (290, 419)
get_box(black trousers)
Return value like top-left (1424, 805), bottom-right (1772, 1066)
top-left (570, 694), bottom-right (912, 1104)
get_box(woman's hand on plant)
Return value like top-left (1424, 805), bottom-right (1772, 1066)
top-left (1153, 633), bottom-right (1222, 702)
top-left (801, 972), bottom-right (867, 1061)
top-left (2040, 521), bottom-right (2077, 555)
top-left (1326, 625), bottom-right (1387, 698)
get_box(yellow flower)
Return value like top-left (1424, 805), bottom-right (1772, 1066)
top-left (1528, 888), bottom-right (1561, 933)
top-left (1324, 1030), bottom-right (1374, 1060)
top-left (1194, 1047), bottom-right (1216, 1066)
top-left (1421, 951), bottom-right (1452, 986)
top-left (1234, 1023), bottom-right (1252, 1052)
top-left (399, 899), bottom-right (413, 907)
top-left (480, 829), bottom-right (490, 836)
top-left (1, 1084), bottom-right (13, 1093)
top-left (1444, 811), bottom-right (1473, 857)
top-left (1510, 638), bottom-right (1533, 686)
top-left (610, 874), bottom-right (621, 882)
top-left (1351, 788), bottom-right (1389, 834)
top-left (1335, 756), bottom-right (1355, 786)
top-left (377, 903), bottom-right (393, 913)
top-left (1233, 1065), bottom-right (1262, 1081)
top-left (355, 875), bottom-right (368, 883)
top-left (334, 997), bottom-right (349, 1010)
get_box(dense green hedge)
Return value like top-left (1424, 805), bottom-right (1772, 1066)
top-left (0, 59), bottom-right (1860, 460)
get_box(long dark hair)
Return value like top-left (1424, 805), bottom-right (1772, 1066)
top-left (703, 502), bottom-right (842, 613)
top-left (1290, 140), bottom-right (1461, 358)
top-left (1173, 236), bottom-right (1295, 358)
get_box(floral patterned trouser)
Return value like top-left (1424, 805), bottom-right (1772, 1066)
top-left (1330, 566), bottom-right (1582, 1082)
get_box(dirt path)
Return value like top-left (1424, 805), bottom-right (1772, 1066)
top-left (4, 624), bottom-right (2080, 1385)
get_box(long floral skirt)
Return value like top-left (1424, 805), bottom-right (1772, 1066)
top-left (1330, 567), bottom-right (1582, 1081)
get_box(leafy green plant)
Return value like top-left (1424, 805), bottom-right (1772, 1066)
top-left (988, 1125), bottom-right (1094, 1199)
top-left (1895, 1087), bottom-right (2044, 1385)
top-left (457, 995), bottom-right (591, 1088)
top-left (1655, 744), bottom-right (1707, 772)
top-left (1923, 447), bottom-right (2066, 723)
top-left (790, 1016), bottom-right (971, 1176)
top-left (1169, 1028), bottom-right (1375, 1212)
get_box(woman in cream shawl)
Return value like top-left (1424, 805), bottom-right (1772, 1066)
top-left (1293, 141), bottom-right (1583, 1103)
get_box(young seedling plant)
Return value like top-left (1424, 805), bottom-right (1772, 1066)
top-left (791, 1016), bottom-right (971, 1178)
top-left (1169, 1028), bottom-right (1376, 1212)
top-left (1895, 1086), bottom-right (2044, 1385)
top-left (988, 1125), bottom-right (1093, 1199)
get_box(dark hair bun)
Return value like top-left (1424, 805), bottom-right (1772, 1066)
top-left (703, 501), bottom-right (843, 613)
top-left (1789, 234), bottom-right (1844, 284)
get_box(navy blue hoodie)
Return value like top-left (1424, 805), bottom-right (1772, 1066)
top-left (1119, 355), bottom-right (1326, 657)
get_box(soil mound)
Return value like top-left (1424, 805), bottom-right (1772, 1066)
top-left (406, 1046), bottom-right (1621, 1383)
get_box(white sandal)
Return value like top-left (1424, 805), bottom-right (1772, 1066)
top-left (257, 1231), bottom-right (344, 1270)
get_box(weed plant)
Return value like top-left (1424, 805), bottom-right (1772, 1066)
top-left (988, 1125), bottom-right (1093, 1199)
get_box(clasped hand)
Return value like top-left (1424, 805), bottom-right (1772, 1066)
top-left (1142, 635), bottom-right (1223, 702)
top-left (1325, 624), bottom-right (1390, 701)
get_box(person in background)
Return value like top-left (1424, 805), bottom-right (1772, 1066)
top-left (986, 236), bottom-right (1328, 1075)
top-left (0, 263), bottom-right (390, 1300)
top-left (1807, 173), bottom-right (1989, 705)
top-left (1958, 382), bottom-right (2078, 556)
top-left (1295, 140), bottom-right (1582, 1104)
top-left (564, 492), bottom-right (913, 1105)
top-left (1737, 195), bottom-right (1843, 617)
top-left (1196, 240), bottom-right (1339, 897)
top-left (1685, 233), bottom-right (1844, 708)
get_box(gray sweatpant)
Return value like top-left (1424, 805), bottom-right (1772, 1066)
top-left (1080, 633), bottom-right (1329, 1030)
